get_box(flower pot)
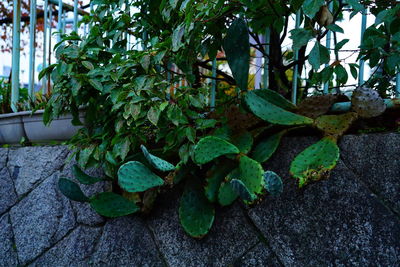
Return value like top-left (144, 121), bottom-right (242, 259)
top-left (0, 112), bottom-right (28, 144)
top-left (21, 110), bottom-right (84, 143)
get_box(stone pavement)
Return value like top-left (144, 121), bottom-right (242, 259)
top-left (0, 133), bottom-right (399, 266)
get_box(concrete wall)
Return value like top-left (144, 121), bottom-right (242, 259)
top-left (0, 133), bottom-right (399, 266)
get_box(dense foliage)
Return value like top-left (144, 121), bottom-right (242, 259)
top-left (43, 0), bottom-right (399, 237)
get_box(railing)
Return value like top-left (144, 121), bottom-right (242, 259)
top-left (4, 0), bottom-right (400, 113)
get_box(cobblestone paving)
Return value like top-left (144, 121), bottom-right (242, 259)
top-left (0, 133), bottom-right (399, 266)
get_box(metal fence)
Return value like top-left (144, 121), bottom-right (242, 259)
top-left (5, 0), bottom-right (400, 113)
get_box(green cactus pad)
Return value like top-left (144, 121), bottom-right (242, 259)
top-left (254, 89), bottom-right (297, 111)
top-left (140, 145), bottom-right (175, 172)
top-left (351, 87), bottom-right (386, 118)
top-left (179, 180), bottom-right (215, 238)
top-left (118, 161), bottom-right (165, 193)
top-left (230, 179), bottom-right (256, 202)
top-left (204, 161), bottom-right (236, 202)
top-left (290, 137), bottom-right (340, 188)
top-left (314, 112), bottom-right (358, 138)
top-left (251, 130), bottom-right (286, 163)
top-left (263, 171), bottom-right (283, 196)
top-left (72, 164), bottom-right (104, 185)
top-left (297, 94), bottom-right (337, 119)
top-left (245, 91), bottom-right (313, 126)
top-left (231, 131), bottom-right (253, 154)
top-left (223, 18), bottom-right (250, 91)
top-left (58, 178), bottom-right (89, 202)
top-left (239, 156), bottom-right (265, 195)
top-left (90, 192), bottom-right (139, 218)
top-left (193, 136), bottom-right (240, 164)
top-left (218, 181), bottom-right (238, 206)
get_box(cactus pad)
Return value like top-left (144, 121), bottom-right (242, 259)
top-left (245, 91), bottom-right (313, 126)
top-left (253, 89), bottom-right (297, 111)
top-left (230, 179), bottom-right (256, 202)
top-left (193, 136), bottom-right (240, 164)
top-left (297, 94), bottom-right (337, 119)
top-left (251, 130), bottom-right (286, 163)
top-left (179, 180), bottom-right (215, 238)
top-left (89, 192), bottom-right (139, 218)
top-left (72, 164), bottom-right (104, 185)
top-left (218, 181), bottom-right (238, 206)
top-left (204, 161), bottom-right (236, 202)
top-left (351, 87), bottom-right (386, 118)
top-left (118, 161), bottom-right (165, 193)
top-left (231, 131), bottom-right (254, 154)
top-left (141, 145), bottom-right (175, 172)
top-left (263, 171), bottom-right (283, 196)
top-left (239, 156), bottom-right (265, 195)
top-left (290, 137), bottom-right (339, 188)
top-left (58, 178), bottom-right (89, 202)
top-left (314, 112), bottom-right (358, 138)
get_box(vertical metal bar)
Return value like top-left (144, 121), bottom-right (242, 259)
top-left (47, 4), bottom-right (52, 94)
top-left (11, 0), bottom-right (21, 112)
top-left (255, 35), bottom-right (262, 89)
top-left (57, 0), bottom-right (63, 42)
top-left (323, 2), bottom-right (333, 94)
top-left (291, 10), bottom-right (301, 104)
top-left (28, 0), bottom-right (37, 98)
top-left (396, 73), bottom-right (400, 98)
top-left (73, 0), bottom-right (78, 32)
top-left (42, 0), bottom-right (48, 93)
top-left (210, 58), bottom-right (217, 111)
top-left (263, 28), bottom-right (270, 89)
top-left (358, 6), bottom-right (368, 86)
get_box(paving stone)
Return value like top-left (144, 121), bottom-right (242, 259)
top-left (10, 172), bottom-right (76, 265)
top-left (0, 167), bottom-right (17, 215)
top-left (30, 226), bottom-right (102, 267)
top-left (233, 243), bottom-right (281, 267)
top-left (0, 213), bottom-right (19, 267)
top-left (247, 136), bottom-right (400, 267)
top-left (146, 189), bottom-right (260, 267)
top-left (90, 216), bottom-right (164, 267)
top-left (61, 155), bottom-right (111, 226)
top-left (340, 133), bottom-right (400, 212)
top-left (0, 148), bottom-right (8, 169)
top-left (8, 146), bottom-right (69, 196)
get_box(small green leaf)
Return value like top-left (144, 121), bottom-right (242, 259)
top-left (334, 64), bottom-right (348, 85)
top-left (326, 24), bottom-right (344, 33)
top-left (302, 0), bottom-right (325, 18)
top-left (82, 61), bottom-right (94, 70)
top-left (290, 28), bottom-right (314, 50)
top-left (334, 39), bottom-right (349, 54)
top-left (147, 106), bottom-right (161, 126)
top-left (90, 192), bottom-right (139, 218)
top-left (72, 164), bottom-right (103, 185)
top-left (118, 161), bottom-right (165, 192)
top-left (349, 63), bottom-right (358, 80)
top-left (58, 178), bottom-right (89, 202)
top-left (309, 42), bottom-right (330, 70)
top-left (172, 23), bottom-right (185, 52)
top-left (89, 79), bottom-right (103, 91)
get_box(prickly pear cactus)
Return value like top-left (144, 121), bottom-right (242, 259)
top-left (58, 178), bottom-right (89, 202)
top-left (118, 161), bottom-right (165, 193)
top-left (239, 156), bottom-right (265, 195)
top-left (263, 171), bottom-right (283, 196)
top-left (204, 161), bottom-right (236, 202)
top-left (253, 89), bottom-right (297, 111)
top-left (314, 112), bottom-right (358, 138)
top-left (351, 87), bottom-right (386, 118)
top-left (297, 94), bottom-right (337, 119)
top-left (72, 164), bottom-right (104, 185)
top-left (251, 130), bottom-right (286, 163)
top-left (179, 180), bottom-right (215, 238)
top-left (230, 179), bottom-right (256, 202)
top-left (90, 192), bottom-right (139, 218)
top-left (245, 91), bottom-right (313, 126)
top-left (193, 136), bottom-right (240, 164)
top-left (140, 145), bottom-right (175, 172)
top-left (231, 131), bottom-right (253, 154)
top-left (290, 137), bottom-right (340, 187)
top-left (218, 181), bottom-right (238, 206)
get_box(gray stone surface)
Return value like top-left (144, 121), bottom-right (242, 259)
top-left (0, 148), bottom-right (8, 168)
top-left (90, 216), bottom-right (165, 267)
top-left (340, 133), bottom-right (400, 213)
top-left (147, 189), bottom-right (260, 267)
top-left (248, 136), bottom-right (400, 266)
top-left (233, 243), bottom-right (281, 267)
top-left (30, 226), bottom-right (102, 267)
top-left (0, 213), bottom-right (19, 267)
top-left (8, 146), bottom-right (69, 196)
top-left (0, 167), bottom-right (17, 215)
top-left (10, 172), bottom-right (76, 265)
